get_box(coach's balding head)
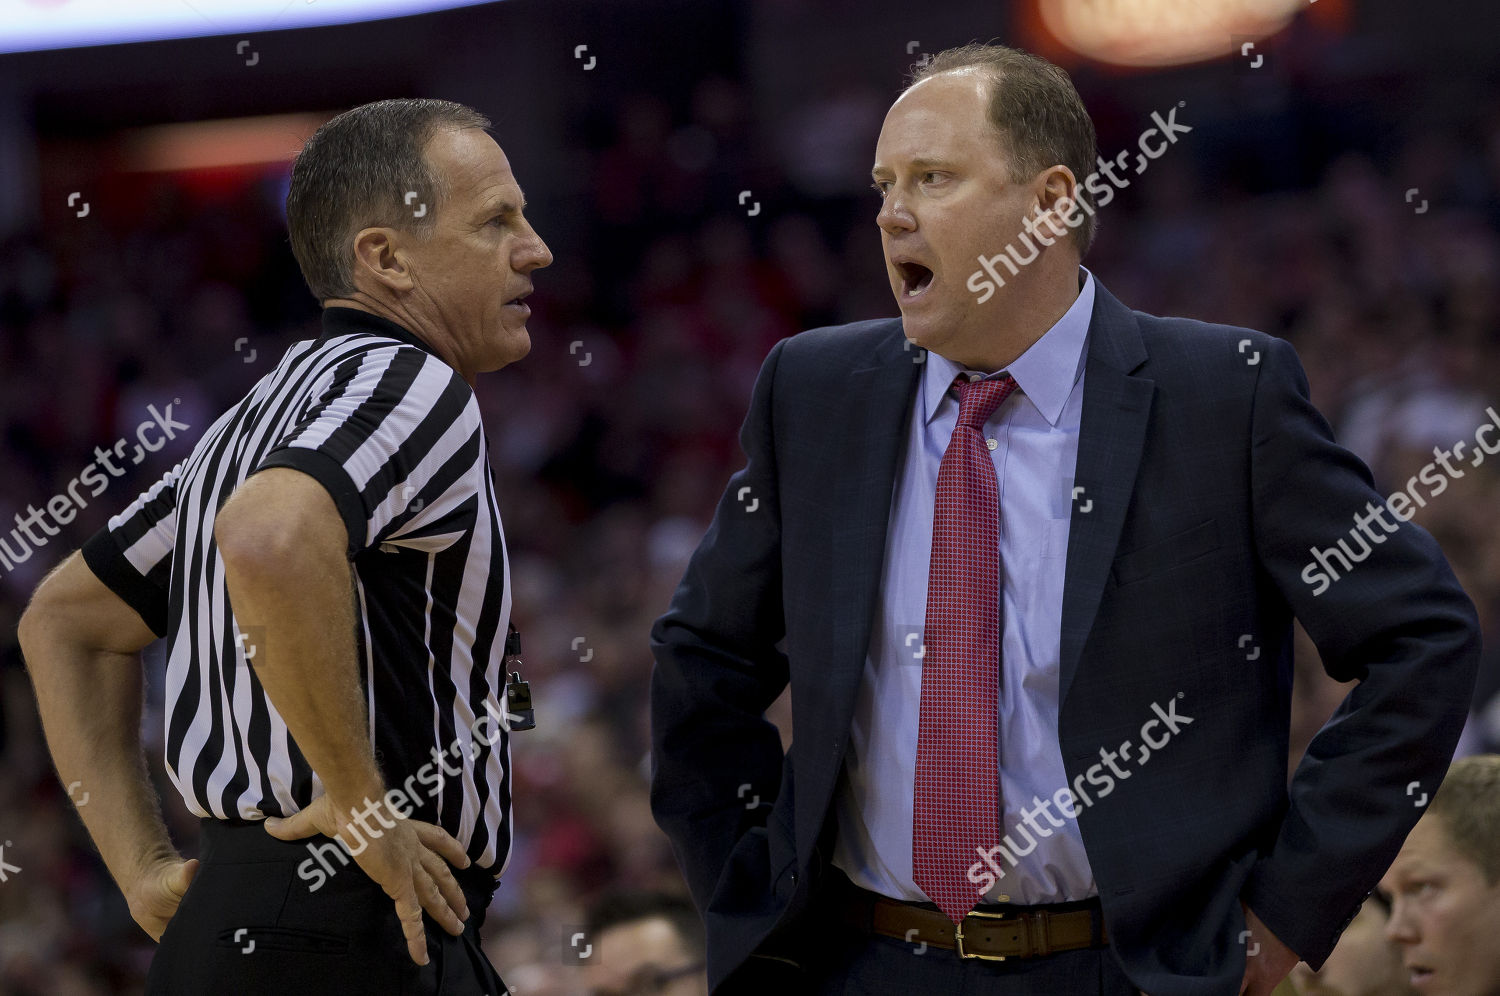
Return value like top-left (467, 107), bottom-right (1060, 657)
top-left (286, 98), bottom-right (552, 384)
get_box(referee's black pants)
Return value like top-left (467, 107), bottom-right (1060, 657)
top-left (146, 819), bottom-right (508, 995)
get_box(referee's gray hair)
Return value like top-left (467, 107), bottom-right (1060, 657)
top-left (287, 98), bottom-right (492, 301)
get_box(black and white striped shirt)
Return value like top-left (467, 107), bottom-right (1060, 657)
top-left (82, 306), bottom-right (514, 873)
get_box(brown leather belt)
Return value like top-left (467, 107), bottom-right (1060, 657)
top-left (839, 881), bottom-right (1108, 960)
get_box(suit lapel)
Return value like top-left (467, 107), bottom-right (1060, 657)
top-left (816, 323), bottom-right (921, 848)
top-left (1058, 282), bottom-right (1154, 708)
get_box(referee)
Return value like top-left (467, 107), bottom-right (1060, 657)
top-left (18, 98), bottom-right (551, 993)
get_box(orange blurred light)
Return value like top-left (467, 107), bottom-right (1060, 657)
top-left (1027, 0), bottom-right (1349, 68)
top-left (121, 113), bottom-right (331, 172)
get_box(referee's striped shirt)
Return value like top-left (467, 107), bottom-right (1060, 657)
top-left (82, 306), bottom-right (515, 874)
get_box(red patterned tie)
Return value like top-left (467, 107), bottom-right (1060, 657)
top-left (913, 372), bottom-right (1017, 923)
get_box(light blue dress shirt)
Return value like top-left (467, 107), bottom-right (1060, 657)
top-left (831, 268), bottom-right (1097, 905)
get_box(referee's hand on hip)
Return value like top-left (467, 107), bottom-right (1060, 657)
top-left (124, 854), bottom-right (200, 941)
top-left (265, 794), bottom-right (473, 966)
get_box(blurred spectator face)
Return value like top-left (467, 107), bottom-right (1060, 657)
top-left (1288, 896), bottom-right (1412, 996)
top-left (584, 915), bottom-right (706, 996)
top-left (871, 69), bottom-right (1072, 366)
top-left (387, 126), bottom-right (552, 376)
top-left (1379, 812), bottom-right (1500, 995)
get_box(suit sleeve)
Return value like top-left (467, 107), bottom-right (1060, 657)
top-left (649, 337), bottom-right (792, 913)
top-left (1242, 335), bottom-right (1481, 967)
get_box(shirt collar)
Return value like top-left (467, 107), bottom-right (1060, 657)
top-left (922, 266), bottom-right (1095, 428)
top-left (319, 305), bottom-right (440, 358)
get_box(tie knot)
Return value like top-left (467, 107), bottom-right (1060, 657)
top-left (952, 374), bottom-right (1017, 430)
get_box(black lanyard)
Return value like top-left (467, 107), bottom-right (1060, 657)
top-left (502, 622), bottom-right (535, 731)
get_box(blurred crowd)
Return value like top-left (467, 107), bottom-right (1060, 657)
top-left (2, 54), bottom-right (1500, 996)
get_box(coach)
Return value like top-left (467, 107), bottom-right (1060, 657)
top-left (19, 98), bottom-right (550, 992)
top-left (649, 44), bottom-right (1480, 996)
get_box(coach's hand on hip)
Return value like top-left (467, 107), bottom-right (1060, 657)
top-left (265, 793), bottom-right (473, 966)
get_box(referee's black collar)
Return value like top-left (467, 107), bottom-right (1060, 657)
top-left (320, 305), bottom-right (442, 358)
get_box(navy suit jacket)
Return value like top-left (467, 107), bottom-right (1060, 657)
top-left (649, 280), bottom-right (1480, 995)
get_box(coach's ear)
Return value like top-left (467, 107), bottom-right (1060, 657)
top-left (349, 226), bottom-right (415, 294)
top-left (1028, 163), bottom-right (1080, 246)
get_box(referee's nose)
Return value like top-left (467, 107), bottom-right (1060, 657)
top-left (514, 217), bottom-right (553, 273)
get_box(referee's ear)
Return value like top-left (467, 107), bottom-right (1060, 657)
top-left (349, 226), bottom-right (415, 294)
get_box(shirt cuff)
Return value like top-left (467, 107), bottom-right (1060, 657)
top-left (81, 527), bottom-right (169, 638)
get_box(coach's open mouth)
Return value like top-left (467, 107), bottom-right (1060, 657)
top-left (503, 289), bottom-right (532, 308)
top-left (895, 259), bottom-right (934, 299)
